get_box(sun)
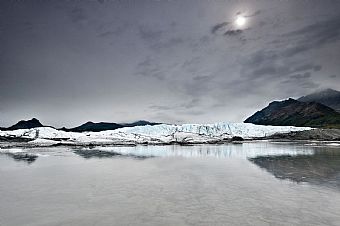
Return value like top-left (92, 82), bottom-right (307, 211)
top-left (235, 16), bottom-right (247, 27)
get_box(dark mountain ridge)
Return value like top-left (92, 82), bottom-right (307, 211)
top-left (61, 121), bottom-right (124, 132)
top-left (62, 120), bottom-right (161, 132)
top-left (1, 118), bottom-right (161, 132)
top-left (120, 120), bottom-right (160, 127)
top-left (244, 98), bottom-right (340, 128)
top-left (298, 88), bottom-right (340, 112)
top-left (5, 118), bottom-right (44, 130)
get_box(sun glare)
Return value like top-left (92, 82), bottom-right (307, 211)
top-left (235, 16), bottom-right (247, 27)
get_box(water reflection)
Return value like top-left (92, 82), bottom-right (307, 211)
top-left (74, 149), bottom-right (122, 159)
top-left (73, 143), bottom-right (340, 189)
top-left (1, 152), bottom-right (38, 164)
top-left (2, 143), bottom-right (340, 192)
top-left (249, 148), bottom-right (340, 190)
top-left (73, 142), bottom-right (315, 159)
top-left (73, 148), bottom-right (151, 160)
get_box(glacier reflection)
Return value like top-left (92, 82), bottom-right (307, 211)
top-left (74, 142), bottom-right (315, 159)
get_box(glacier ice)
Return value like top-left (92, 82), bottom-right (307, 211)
top-left (0, 122), bottom-right (311, 146)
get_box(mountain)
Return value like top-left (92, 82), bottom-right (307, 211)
top-left (6, 118), bottom-right (44, 130)
top-left (63, 120), bottom-right (161, 132)
top-left (120, 120), bottom-right (160, 127)
top-left (298, 88), bottom-right (340, 112)
top-left (244, 98), bottom-right (340, 128)
top-left (63, 121), bottom-right (124, 132)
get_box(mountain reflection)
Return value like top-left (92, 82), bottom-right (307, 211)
top-left (73, 148), bottom-right (151, 160)
top-left (2, 152), bottom-right (38, 164)
top-left (249, 148), bottom-right (340, 190)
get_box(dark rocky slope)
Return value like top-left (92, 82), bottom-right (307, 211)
top-left (61, 120), bottom-right (161, 132)
top-left (6, 118), bottom-right (44, 130)
top-left (298, 88), bottom-right (340, 112)
top-left (245, 98), bottom-right (340, 128)
top-left (62, 121), bottom-right (124, 132)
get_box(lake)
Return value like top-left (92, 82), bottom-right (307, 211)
top-left (1, 141), bottom-right (340, 226)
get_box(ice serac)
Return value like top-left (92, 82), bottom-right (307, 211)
top-left (0, 122), bottom-right (311, 146)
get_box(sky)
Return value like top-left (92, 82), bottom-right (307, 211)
top-left (1, 0), bottom-right (340, 127)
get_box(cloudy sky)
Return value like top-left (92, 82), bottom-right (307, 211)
top-left (1, 0), bottom-right (340, 127)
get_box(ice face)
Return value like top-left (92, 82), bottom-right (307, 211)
top-left (0, 122), bottom-right (311, 146)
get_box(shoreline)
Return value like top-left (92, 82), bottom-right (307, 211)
top-left (1, 138), bottom-right (340, 149)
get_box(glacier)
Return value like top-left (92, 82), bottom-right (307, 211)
top-left (0, 122), bottom-right (311, 147)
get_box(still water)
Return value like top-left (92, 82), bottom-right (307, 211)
top-left (1, 142), bottom-right (340, 226)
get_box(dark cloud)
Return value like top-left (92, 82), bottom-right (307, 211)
top-left (139, 26), bottom-right (163, 42)
top-left (149, 105), bottom-right (172, 111)
top-left (70, 7), bottom-right (87, 23)
top-left (211, 22), bottom-right (229, 34)
top-left (245, 10), bottom-right (261, 18)
top-left (183, 75), bottom-right (215, 98)
top-left (211, 22), bottom-right (245, 37)
top-left (97, 25), bottom-right (128, 37)
top-left (290, 72), bottom-right (311, 79)
top-left (236, 10), bottom-right (261, 18)
top-left (192, 75), bottom-right (213, 81)
top-left (224, 29), bottom-right (243, 36)
top-left (237, 14), bottom-right (340, 89)
top-left (292, 64), bottom-right (322, 73)
top-left (149, 98), bottom-right (202, 114)
top-left (242, 55), bottom-right (322, 80)
top-left (181, 110), bottom-right (205, 116)
top-left (211, 22), bottom-right (246, 42)
top-left (151, 37), bottom-right (184, 50)
top-left (180, 98), bottom-right (200, 109)
top-left (280, 72), bottom-right (319, 89)
top-left (138, 24), bottom-right (185, 51)
top-left (281, 15), bottom-right (340, 57)
top-left (135, 57), bottom-right (165, 80)
top-left (313, 65), bottom-right (322, 71)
